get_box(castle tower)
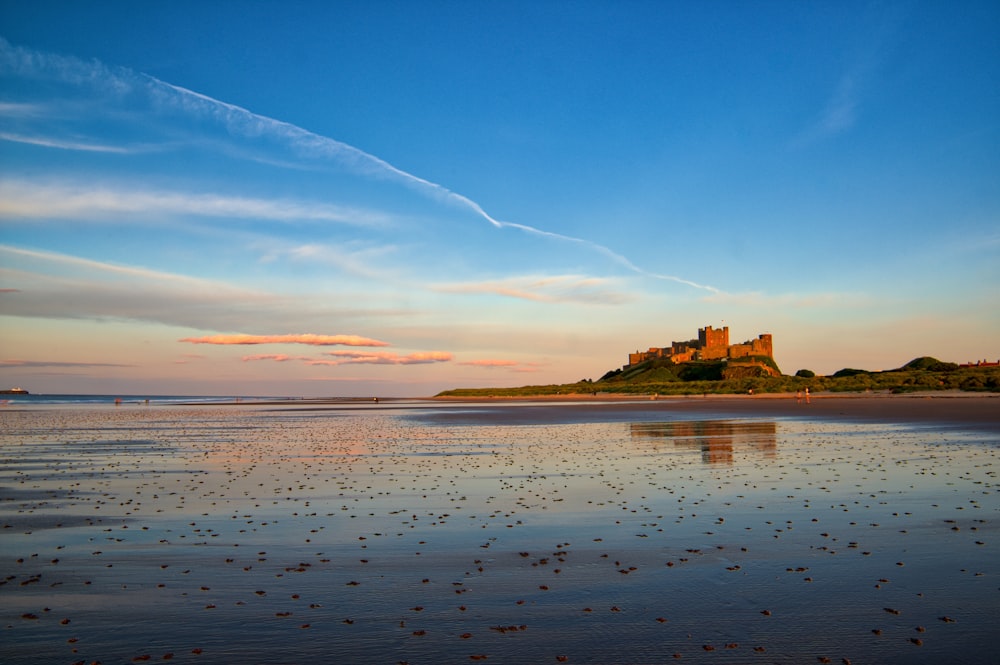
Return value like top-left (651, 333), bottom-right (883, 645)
top-left (698, 325), bottom-right (729, 349)
top-left (753, 333), bottom-right (773, 358)
top-left (697, 325), bottom-right (730, 360)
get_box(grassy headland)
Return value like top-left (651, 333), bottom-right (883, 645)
top-left (436, 356), bottom-right (1000, 397)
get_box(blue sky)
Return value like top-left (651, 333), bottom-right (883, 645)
top-left (1, 0), bottom-right (998, 396)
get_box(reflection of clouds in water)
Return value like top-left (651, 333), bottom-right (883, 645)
top-left (2, 405), bottom-right (998, 664)
top-left (630, 420), bottom-right (778, 465)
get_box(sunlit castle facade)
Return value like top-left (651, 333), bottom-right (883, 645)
top-left (628, 325), bottom-right (773, 367)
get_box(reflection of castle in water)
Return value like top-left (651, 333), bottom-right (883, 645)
top-left (630, 420), bottom-right (777, 465)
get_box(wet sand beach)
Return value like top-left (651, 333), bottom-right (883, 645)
top-left (430, 391), bottom-right (1000, 431)
top-left (2, 396), bottom-right (998, 664)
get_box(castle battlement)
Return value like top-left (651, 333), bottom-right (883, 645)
top-left (628, 325), bottom-right (773, 367)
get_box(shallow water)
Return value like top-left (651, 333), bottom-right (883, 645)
top-left (1, 403), bottom-right (998, 664)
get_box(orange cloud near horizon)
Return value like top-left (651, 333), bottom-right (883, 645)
top-left (180, 333), bottom-right (390, 347)
top-left (308, 350), bottom-right (453, 366)
top-left (458, 359), bottom-right (519, 368)
top-left (242, 353), bottom-right (310, 362)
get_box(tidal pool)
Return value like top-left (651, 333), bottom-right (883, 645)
top-left (1, 402), bottom-right (997, 664)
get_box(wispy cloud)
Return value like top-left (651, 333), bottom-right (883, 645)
top-left (458, 359), bottom-right (519, 368)
top-left (301, 376), bottom-right (399, 384)
top-left (0, 101), bottom-right (46, 116)
top-left (0, 37), bottom-right (720, 294)
top-left (935, 227), bottom-right (1000, 255)
top-left (0, 244), bottom-right (263, 292)
top-left (0, 180), bottom-right (391, 227)
top-left (259, 242), bottom-right (399, 280)
top-left (238, 350), bottom-right (453, 366)
top-left (172, 353), bottom-right (206, 365)
top-left (457, 359), bottom-right (548, 373)
top-left (0, 359), bottom-right (133, 368)
top-left (703, 289), bottom-right (874, 308)
top-left (793, 74), bottom-right (861, 148)
top-left (434, 275), bottom-right (634, 304)
top-left (309, 350), bottom-right (452, 366)
top-left (818, 75), bottom-right (859, 137)
top-left (476, 219), bottom-right (723, 293)
top-left (0, 246), bottom-right (285, 330)
top-left (0, 272), bottom-right (271, 329)
top-left (0, 131), bottom-right (133, 153)
top-left (791, 6), bottom-right (895, 148)
top-left (0, 245), bottom-right (416, 336)
top-left (181, 333), bottom-right (390, 347)
top-left (242, 353), bottom-right (311, 362)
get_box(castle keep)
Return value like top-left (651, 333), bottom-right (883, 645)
top-left (628, 325), bottom-right (773, 367)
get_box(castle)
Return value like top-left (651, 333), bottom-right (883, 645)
top-left (628, 325), bottom-right (773, 367)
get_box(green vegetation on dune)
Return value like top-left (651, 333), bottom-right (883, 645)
top-left (437, 357), bottom-right (1000, 397)
top-left (899, 356), bottom-right (960, 372)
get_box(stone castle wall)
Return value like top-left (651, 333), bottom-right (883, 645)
top-left (728, 334), bottom-right (773, 359)
top-left (628, 326), bottom-right (773, 367)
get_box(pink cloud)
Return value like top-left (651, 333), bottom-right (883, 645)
top-left (434, 275), bottom-right (633, 305)
top-left (179, 333), bottom-right (390, 347)
top-left (458, 359), bottom-right (519, 368)
top-left (241, 353), bottom-right (309, 362)
top-left (0, 359), bottom-right (131, 368)
top-left (309, 350), bottom-right (453, 366)
top-left (457, 359), bottom-right (549, 372)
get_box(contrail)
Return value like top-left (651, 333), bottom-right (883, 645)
top-left (1, 38), bottom-right (720, 294)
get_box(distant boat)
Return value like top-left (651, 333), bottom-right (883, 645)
top-left (1, 387), bottom-right (29, 395)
